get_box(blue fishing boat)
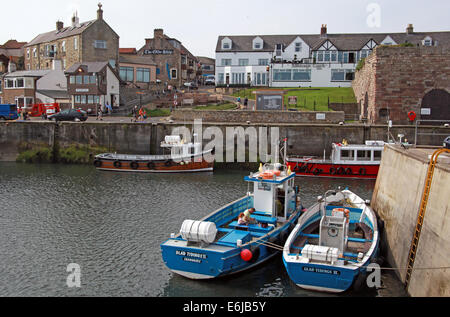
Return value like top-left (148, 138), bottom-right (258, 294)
top-left (283, 189), bottom-right (380, 293)
top-left (161, 163), bottom-right (302, 280)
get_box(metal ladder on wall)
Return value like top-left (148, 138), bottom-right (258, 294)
top-left (405, 148), bottom-right (450, 290)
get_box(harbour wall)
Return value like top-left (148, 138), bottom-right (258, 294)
top-left (0, 121), bottom-right (448, 162)
top-left (372, 145), bottom-right (450, 297)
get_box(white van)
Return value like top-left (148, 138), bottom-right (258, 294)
top-left (205, 76), bottom-right (215, 86)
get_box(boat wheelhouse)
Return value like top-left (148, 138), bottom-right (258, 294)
top-left (160, 163), bottom-right (302, 280)
top-left (94, 135), bottom-right (214, 173)
top-left (283, 189), bottom-right (380, 293)
top-left (286, 141), bottom-right (385, 179)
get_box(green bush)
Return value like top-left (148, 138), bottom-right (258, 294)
top-left (17, 147), bottom-right (53, 163)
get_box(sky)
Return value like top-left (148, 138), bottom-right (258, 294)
top-left (1, 0), bottom-right (449, 58)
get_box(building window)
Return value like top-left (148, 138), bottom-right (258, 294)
top-left (258, 59), bottom-right (269, 66)
top-left (295, 42), bottom-right (302, 52)
top-left (120, 67), bottom-right (134, 82)
top-left (136, 68), bottom-right (150, 83)
top-left (217, 73), bottom-right (225, 84)
top-left (90, 76), bottom-right (96, 84)
top-left (94, 40), bottom-right (107, 49)
top-left (222, 42), bottom-right (230, 49)
top-left (33, 48), bottom-right (37, 58)
top-left (292, 69), bottom-right (311, 81)
top-left (171, 69), bottom-right (178, 80)
top-left (331, 69), bottom-right (354, 81)
top-left (221, 59), bottom-right (232, 66)
top-left (6, 79), bottom-right (15, 88)
top-left (27, 49), bottom-right (30, 59)
top-left (331, 51), bottom-right (337, 62)
top-left (62, 41), bottom-right (66, 52)
top-left (273, 69), bottom-right (292, 81)
top-left (423, 39), bottom-right (432, 46)
top-left (317, 51), bottom-right (324, 62)
top-left (87, 95), bottom-right (94, 104)
top-left (70, 76), bottom-right (75, 84)
top-left (74, 37), bottom-right (78, 50)
top-left (324, 51), bottom-right (331, 62)
top-left (254, 42), bottom-right (262, 49)
top-left (76, 76), bottom-right (83, 84)
top-left (238, 59), bottom-right (249, 66)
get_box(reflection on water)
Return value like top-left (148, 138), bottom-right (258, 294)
top-left (0, 163), bottom-right (405, 297)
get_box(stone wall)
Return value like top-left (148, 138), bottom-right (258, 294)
top-left (1, 121), bottom-right (449, 161)
top-left (171, 109), bottom-right (345, 124)
top-left (353, 46), bottom-right (450, 124)
top-left (372, 145), bottom-right (450, 296)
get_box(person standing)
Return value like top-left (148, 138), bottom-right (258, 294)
top-left (244, 98), bottom-right (249, 109)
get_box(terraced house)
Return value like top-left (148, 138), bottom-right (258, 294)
top-left (215, 24), bottom-right (450, 88)
top-left (23, 3), bottom-right (119, 72)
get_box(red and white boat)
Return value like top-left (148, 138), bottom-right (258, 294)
top-left (286, 141), bottom-right (385, 179)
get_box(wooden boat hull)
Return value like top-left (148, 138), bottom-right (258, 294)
top-left (94, 159), bottom-right (214, 173)
top-left (286, 161), bottom-right (379, 179)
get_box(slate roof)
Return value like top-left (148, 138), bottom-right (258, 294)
top-left (25, 20), bottom-right (96, 47)
top-left (0, 40), bottom-right (27, 49)
top-left (4, 70), bottom-right (51, 78)
top-left (37, 89), bottom-right (69, 99)
top-left (65, 61), bottom-right (109, 74)
top-left (216, 30), bottom-right (450, 52)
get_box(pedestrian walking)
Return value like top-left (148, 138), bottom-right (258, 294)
top-left (97, 106), bottom-right (103, 121)
top-left (131, 106), bottom-right (139, 123)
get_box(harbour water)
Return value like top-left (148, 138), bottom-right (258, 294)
top-left (0, 163), bottom-right (406, 297)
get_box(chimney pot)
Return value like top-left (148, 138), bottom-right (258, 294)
top-left (321, 24), bottom-right (328, 37)
top-left (407, 24), bottom-right (414, 34)
top-left (56, 21), bottom-right (64, 31)
top-left (154, 29), bottom-right (164, 38)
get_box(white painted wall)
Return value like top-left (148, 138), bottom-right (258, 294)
top-left (106, 67), bottom-right (120, 107)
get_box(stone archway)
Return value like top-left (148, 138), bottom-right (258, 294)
top-left (421, 89), bottom-right (450, 121)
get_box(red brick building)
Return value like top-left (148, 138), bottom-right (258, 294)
top-left (353, 46), bottom-right (450, 124)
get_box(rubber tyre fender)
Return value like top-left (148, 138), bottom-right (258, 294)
top-left (114, 161), bottom-right (122, 168)
top-left (337, 167), bottom-right (345, 175)
top-left (130, 161), bottom-right (139, 170)
top-left (147, 162), bottom-right (156, 170)
top-left (165, 160), bottom-right (174, 167)
top-left (249, 246), bottom-right (261, 263)
top-left (359, 168), bottom-right (367, 176)
top-left (313, 168), bottom-right (321, 176)
top-left (345, 168), bottom-right (353, 175)
top-left (329, 167), bottom-right (337, 175)
top-left (94, 160), bottom-right (102, 168)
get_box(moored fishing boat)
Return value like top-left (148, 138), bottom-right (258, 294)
top-left (160, 162), bottom-right (303, 280)
top-left (286, 140), bottom-right (385, 179)
top-left (94, 135), bottom-right (214, 173)
top-left (283, 189), bottom-right (380, 293)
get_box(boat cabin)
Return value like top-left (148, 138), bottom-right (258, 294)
top-left (245, 164), bottom-right (297, 222)
top-left (331, 141), bottom-right (385, 165)
top-left (161, 135), bottom-right (203, 158)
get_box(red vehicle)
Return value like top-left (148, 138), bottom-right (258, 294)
top-left (286, 141), bottom-right (385, 179)
top-left (23, 103), bottom-right (61, 119)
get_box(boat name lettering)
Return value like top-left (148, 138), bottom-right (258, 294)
top-left (303, 267), bottom-right (341, 275)
top-left (176, 250), bottom-right (208, 260)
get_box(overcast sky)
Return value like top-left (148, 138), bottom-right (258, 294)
top-left (1, 0), bottom-right (449, 58)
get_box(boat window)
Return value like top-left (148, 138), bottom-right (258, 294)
top-left (357, 150), bottom-right (372, 161)
top-left (374, 151), bottom-right (382, 161)
top-left (340, 150), bottom-right (355, 161)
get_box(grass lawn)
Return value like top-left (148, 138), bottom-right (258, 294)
top-left (194, 103), bottom-right (237, 110)
top-left (143, 108), bottom-right (172, 117)
top-left (233, 87), bottom-right (356, 111)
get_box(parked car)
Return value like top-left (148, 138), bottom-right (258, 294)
top-left (0, 104), bottom-right (19, 121)
top-left (205, 76), bottom-right (215, 86)
top-left (183, 82), bottom-right (199, 90)
top-left (48, 109), bottom-right (88, 122)
top-left (444, 136), bottom-right (450, 149)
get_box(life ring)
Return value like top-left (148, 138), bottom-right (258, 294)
top-left (345, 168), bottom-right (353, 175)
top-left (94, 160), bottom-right (102, 168)
top-left (408, 111), bottom-right (417, 122)
top-left (337, 167), bottom-right (345, 175)
top-left (313, 168), bottom-right (321, 176)
top-left (329, 167), bottom-right (337, 175)
top-left (114, 161), bottom-right (122, 168)
top-left (165, 160), bottom-right (173, 167)
top-left (294, 164), bottom-right (301, 173)
top-left (130, 161), bottom-right (139, 170)
top-left (359, 168), bottom-right (367, 176)
top-left (147, 162), bottom-right (156, 170)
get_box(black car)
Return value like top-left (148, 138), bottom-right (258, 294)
top-left (444, 136), bottom-right (450, 149)
top-left (48, 109), bottom-right (88, 122)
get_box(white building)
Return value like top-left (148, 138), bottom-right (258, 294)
top-left (215, 24), bottom-right (448, 88)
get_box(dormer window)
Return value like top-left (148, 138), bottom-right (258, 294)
top-left (253, 37), bottom-right (264, 50)
top-left (423, 37), bottom-right (433, 46)
top-left (222, 37), bottom-right (232, 50)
